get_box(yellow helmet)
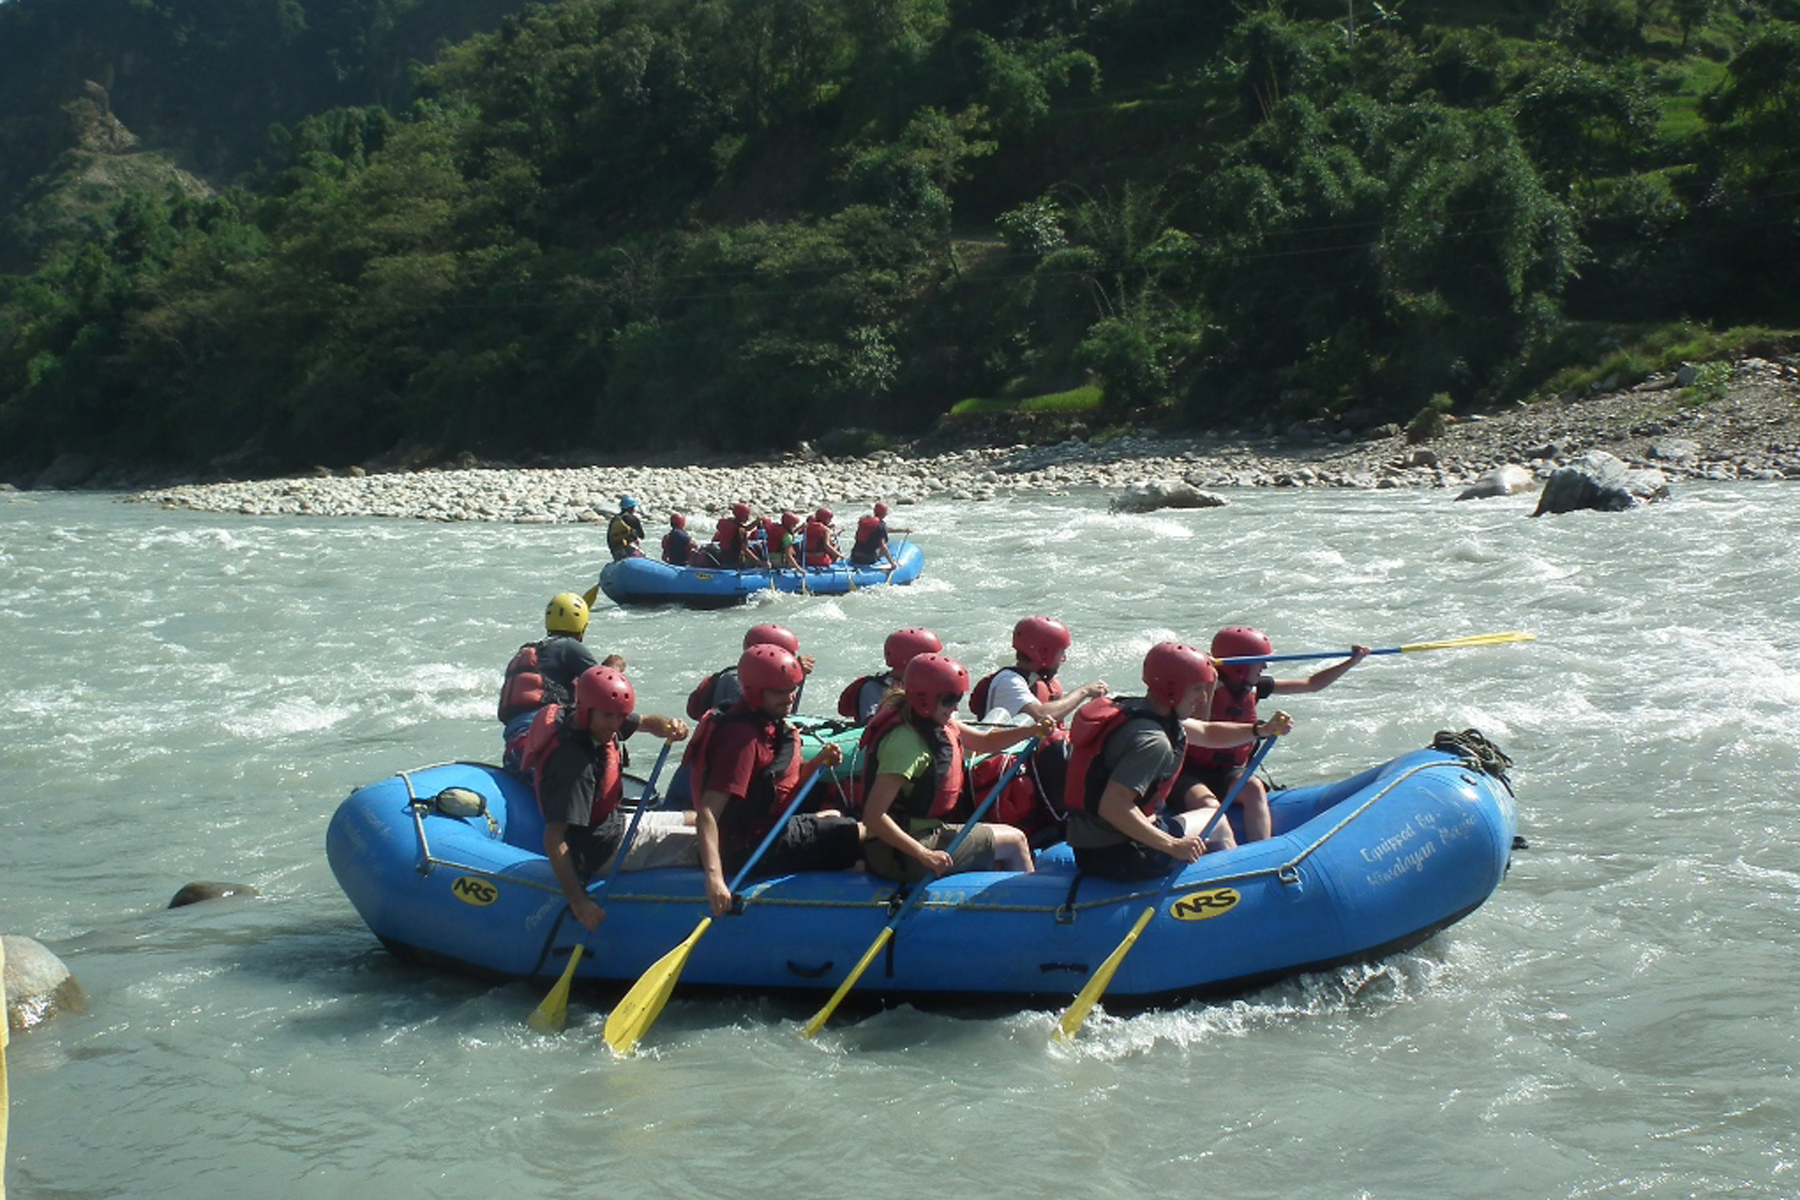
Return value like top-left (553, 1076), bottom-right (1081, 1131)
top-left (544, 592), bottom-right (590, 636)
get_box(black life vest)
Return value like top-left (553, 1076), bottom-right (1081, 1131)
top-left (1065, 695), bottom-right (1182, 819)
top-left (662, 528), bottom-right (693, 565)
top-left (519, 704), bottom-right (625, 825)
top-left (855, 704), bottom-right (966, 822)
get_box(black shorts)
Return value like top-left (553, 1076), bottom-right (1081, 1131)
top-left (1072, 812), bottom-right (1186, 882)
top-left (729, 814), bottom-right (863, 878)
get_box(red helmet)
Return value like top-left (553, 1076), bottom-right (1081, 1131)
top-left (883, 627), bottom-right (943, 671)
top-left (739, 644), bottom-right (804, 697)
top-left (780, 509), bottom-right (800, 530)
top-left (743, 623), bottom-right (800, 653)
top-left (1212, 626), bottom-right (1272, 685)
top-left (1012, 616), bottom-right (1072, 672)
top-left (732, 501), bottom-right (752, 521)
top-left (902, 652), bottom-right (971, 719)
top-left (1142, 642), bottom-right (1216, 709)
top-left (573, 665), bottom-right (635, 727)
top-left (814, 507), bottom-right (834, 524)
top-left (873, 502), bottom-right (889, 518)
top-left (670, 512), bottom-right (686, 530)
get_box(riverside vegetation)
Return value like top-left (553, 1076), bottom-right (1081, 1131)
top-left (1, 0), bottom-right (1797, 488)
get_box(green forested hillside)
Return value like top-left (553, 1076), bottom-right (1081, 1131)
top-left (1, 0), bottom-right (1797, 482)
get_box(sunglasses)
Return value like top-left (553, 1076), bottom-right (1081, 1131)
top-left (937, 693), bottom-right (965, 709)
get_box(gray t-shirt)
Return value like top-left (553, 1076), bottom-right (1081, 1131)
top-left (1065, 708), bottom-right (1179, 850)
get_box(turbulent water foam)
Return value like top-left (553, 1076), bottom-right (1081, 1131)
top-left (5, 485), bottom-right (1800, 1199)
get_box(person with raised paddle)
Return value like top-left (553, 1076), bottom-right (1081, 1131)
top-left (689, 643), bottom-right (856, 918)
top-left (1173, 626), bottom-right (1364, 846)
top-left (1061, 642), bottom-right (1225, 881)
top-left (856, 652), bottom-right (1049, 882)
top-left (520, 665), bottom-right (690, 932)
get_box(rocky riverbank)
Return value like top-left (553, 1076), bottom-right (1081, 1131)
top-left (113, 354), bottom-right (1800, 523)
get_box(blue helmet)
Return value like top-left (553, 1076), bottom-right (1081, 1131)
top-left (619, 495), bottom-right (639, 510)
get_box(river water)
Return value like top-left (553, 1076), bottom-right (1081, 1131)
top-left (3, 484), bottom-right (1797, 1199)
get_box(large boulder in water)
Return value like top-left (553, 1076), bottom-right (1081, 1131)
top-left (1456, 464), bottom-right (1536, 501)
top-left (1533, 451), bottom-right (1670, 516)
top-left (1111, 480), bottom-right (1230, 514)
top-left (4, 934), bottom-right (87, 1033)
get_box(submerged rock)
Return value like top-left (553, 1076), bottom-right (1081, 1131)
top-left (168, 880), bottom-right (261, 908)
top-left (1533, 451), bottom-right (1671, 516)
top-left (4, 934), bottom-right (87, 1033)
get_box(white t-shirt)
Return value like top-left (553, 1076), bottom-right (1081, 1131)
top-left (981, 667), bottom-right (1037, 724)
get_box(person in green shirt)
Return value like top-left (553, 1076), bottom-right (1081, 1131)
top-left (856, 652), bottom-right (1050, 882)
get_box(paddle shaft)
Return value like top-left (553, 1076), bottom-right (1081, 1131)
top-left (881, 736), bottom-right (1040, 926)
top-left (602, 766), bottom-right (827, 1054)
top-left (1219, 630), bottom-right (1534, 667)
top-left (799, 738), bottom-right (1040, 1039)
top-left (1194, 735), bottom-right (1277, 844)
top-left (1054, 735), bottom-right (1276, 1042)
top-left (592, 737), bottom-right (675, 900)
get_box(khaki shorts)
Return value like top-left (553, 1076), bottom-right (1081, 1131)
top-left (863, 821), bottom-right (998, 882)
top-left (597, 811), bottom-right (698, 873)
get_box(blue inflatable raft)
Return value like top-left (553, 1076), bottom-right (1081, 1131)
top-left (325, 733), bottom-right (1518, 1010)
top-left (597, 541), bottom-right (925, 607)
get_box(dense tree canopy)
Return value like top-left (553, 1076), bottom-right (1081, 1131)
top-left (1, 0), bottom-right (1797, 480)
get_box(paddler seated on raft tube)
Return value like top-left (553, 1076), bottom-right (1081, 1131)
top-left (847, 501), bottom-right (905, 570)
top-left (687, 623), bottom-right (817, 720)
top-left (606, 496), bottom-right (647, 561)
top-left (1061, 643), bottom-right (1237, 881)
top-left (837, 627), bottom-right (943, 725)
top-left (662, 511), bottom-right (694, 566)
top-left (1171, 626), bottom-right (1367, 848)
top-left (973, 615), bottom-right (1109, 818)
top-left (714, 501), bottom-right (768, 569)
top-left (857, 652), bottom-right (1050, 882)
top-left (521, 665), bottom-right (692, 930)
top-left (496, 592), bottom-right (626, 773)
top-left (690, 643), bottom-right (859, 917)
top-left (802, 507), bottom-right (841, 566)
top-left (767, 509), bottom-right (805, 570)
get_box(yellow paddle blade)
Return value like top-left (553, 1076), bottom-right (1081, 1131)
top-left (799, 927), bottom-right (896, 1040)
top-left (603, 917), bottom-right (712, 1055)
top-left (1053, 905), bottom-right (1155, 1043)
top-left (526, 945), bottom-right (584, 1034)
top-left (581, 585), bottom-right (600, 608)
top-left (1398, 630), bottom-right (1536, 653)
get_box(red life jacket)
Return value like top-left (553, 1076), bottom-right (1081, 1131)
top-left (1185, 678), bottom-right (1266, 771)
top-left (1065, 695), bottom-right (1182, 819)
top-left (853, 514), bottom-right (884, 557)
top-left (970, 666), bottom-right (1064, 718)
top-left (855, 704), bottom-right (966, 821)
top-left (520, 704), bottom-right (625, 825)
top-left (686, 666), bottom-right (739, 721)
top-left (683, 704), bottom-right (803, 834)
top-left (804, 519), bottom-right (838, 562)
top-left (497, 641), bottom-right (547, 723)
